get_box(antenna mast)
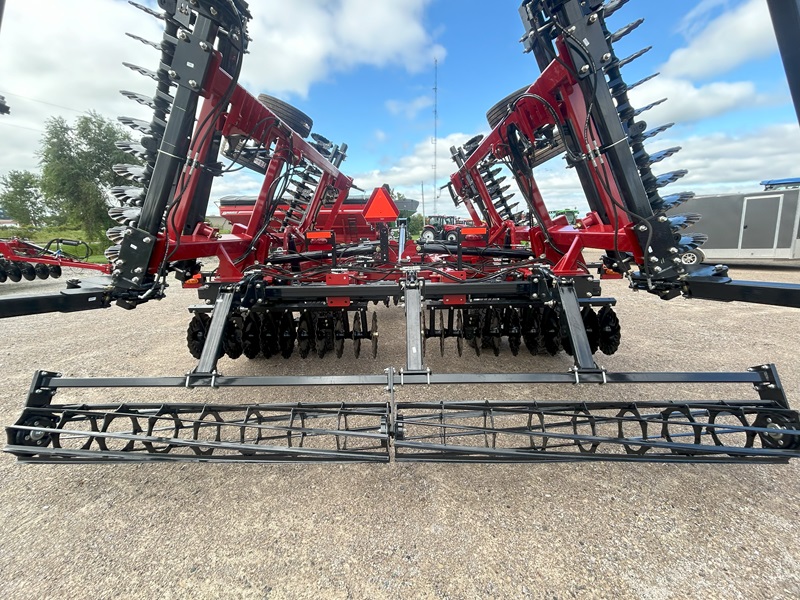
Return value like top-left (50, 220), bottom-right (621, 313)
top-left (433, 58), bottom-right (438, 214)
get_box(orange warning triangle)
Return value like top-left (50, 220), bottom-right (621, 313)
top-left (363, 186), bottom-right (400, 223)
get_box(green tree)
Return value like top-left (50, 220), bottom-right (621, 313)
top-left (0, 170), bottom-right (48, 227)
top-left (38, 112), bottom-right (138, 239)
top-left (408, 213), bottom-right (424, 236)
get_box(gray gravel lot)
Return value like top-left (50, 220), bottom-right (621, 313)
top-left (0, 264), bottom-right (798, 599)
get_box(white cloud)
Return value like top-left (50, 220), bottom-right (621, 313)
top-left (385, 95), bottom-right (434, 120)
top-left (651, 123), bottom-right (800, 191)
top-left (629, 76), bottom-right (774, 124)
top-left (0, 0), bottom-right (445, 184)
top-left (0, 0), bottom-right (162, 180)
top-left (662, 0), bottom-right (776, 80)
top-left (243, 0), bottom-right (446, 97)
top-left (676, 0), bottom-right (731, 39)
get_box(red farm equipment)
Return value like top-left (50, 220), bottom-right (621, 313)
top-left (0, 237), bottom-right (111, 283)
top-left (1, 0), bottom-right (799, 463)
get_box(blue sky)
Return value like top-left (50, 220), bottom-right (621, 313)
top-left (2, 0), bottom-right (800, 216)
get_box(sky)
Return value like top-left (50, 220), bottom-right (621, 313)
top-left (1, 0), bottom-right (800, 218)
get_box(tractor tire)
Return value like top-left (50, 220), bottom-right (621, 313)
top-left (445, 230), bottom-right (459, 243)
top-left (420, 227), bottom-right (437, 243)
top-left (486, 85), bottom-right (530, 129)
top-left (257, 94), bottom-right (313, 138)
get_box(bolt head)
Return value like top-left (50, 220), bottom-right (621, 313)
top-left (580, 65), bottom-right (590, 74)
top-left (638, 225), bottom-right (647, 232)
top-left (588, 14), bottom-right (598, 23)
top-left (168, 69), bottom-right (178, 79)
top-left (653, 266), bottom-right (663, 273)
top-left (649, 256), bottom-right (659, 263)
top-left (601, 53), bottom-right (611, 62)
top-left (188, 79), bottom-right (198, 89)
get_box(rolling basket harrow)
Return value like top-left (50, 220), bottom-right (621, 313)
top-left (2, 0), bottom-right (799, 463)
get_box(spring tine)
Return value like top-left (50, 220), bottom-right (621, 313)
top-left (627, 73), bottom-right (659, 91)
top-left (677, 232), bottom-right (708, 251)
top-left (633, 98), bottom-right (667, 117)
top-left (643, 170), bottom-right (689, 194)
top-left (122, 62), bottom-right (172, 84)
top-left (603, 0), bottom-right (630, 19)
top-left (653, 191), bottom-right (695, 213)
top-left (108, 206), bottom-right (142, 226)
top-left (128, 1), bottom-right (165, 21)
top-left (668, 213), bottom-right (702, 230)
top-left (634, 146), bottom-right (681, 169)
top-left (114, 141), bottom-right (152, 161)
top-left (641, 123), bottom-right (675, 141)
top-left (110, 186), bottom-right (145, 206)
top-left (118, 115), bottom-right (167, 136)
top-left (608, 19), bottom-right (644, 43)
top-left (104, 245), bottom-right (122, 262)
top-left (106, 226), bottom-right (129, 245)
top-left (616, 47), bottom-right (652, 70)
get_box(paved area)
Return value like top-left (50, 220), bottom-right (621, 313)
top-left (0, 264), bottom-right (798, 599)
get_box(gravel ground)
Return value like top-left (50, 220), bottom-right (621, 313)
top-left (0, 264), bottom-right (798, 600)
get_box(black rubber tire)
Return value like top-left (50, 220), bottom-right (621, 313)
top-left (35, 263), bottom-right (50, 280)
top-left (445, 230), bottom-right (459, 243)
top-left (486, 85), bottom-right (530, 129)
top-left (257, 94), bottom-right (313, 138)
top-left (20, 262), bottom-right (36, 281)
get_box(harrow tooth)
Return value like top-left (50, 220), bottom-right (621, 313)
top-left (633, 98), bottom-right (667, 118)
top-left (110, 186), bottom-right (145, 206)
top-left (641, 170), bottom-right (688, 194)
top-left (125, 32), bottom-right (176, 54)
top-left (112, 163), bottom-right (150, 183)
top-left (106, 226), bottom-right (129, 245)
top-left (667, 213), bottom-right (702, 231)
top-left (480, 166), bottom-right (503, 178)
top-left (120, 90), bottom-right (172, 112)
top-left (608, 19), bottom-right (644, 43)
top-left (626, 73), bottom-right (659, 92)
top-left (650, 191), bottom-right (695, 213)
top-left (128, 1), bottom-right (165, 21)
top-left (122, 62), bottom-right (173, 85)
top-left (118, 115), bottom-right (166, 137)
top-left (613, 47), bottom-right (652, 70)
top-left (603, 0), bottom-right (630, 19)
top-left (609, 72), bottom-right (658, 98)
top-left (114, 141), bottom-right (153, 162)
top-left (486, 183), bottom-right (511, 196)
top-left (634, 146), bottom-right (681, 169)
top-left (654, 169), bottom-right (688, 189)
top-left (104, 245), bottom-right (121, 262)
top-left (677, 232), bottom-right (709, 251)
top-left (108, 206), bottom-right (142, 226)
top-left (640, 123), bottom-right (675, 141)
